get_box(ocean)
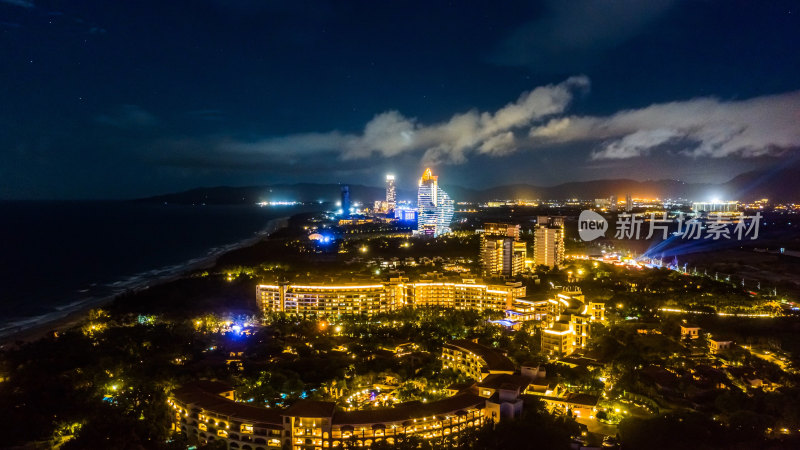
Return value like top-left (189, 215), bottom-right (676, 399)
top-left (0, 201), bottom-right (320, 338)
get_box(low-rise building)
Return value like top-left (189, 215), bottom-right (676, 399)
top-left (170, 379), bottom-right (517, 449)
top-left (680, 325), bottom-right (701, 340)
top-left (709, 338), bottom-right (733, 353)
top-left (540, 288), bottom-right (605, 357)
top-left (441, 339), bottom-right (515, 381)
top-left (540, 393), bottom-right (599, 419)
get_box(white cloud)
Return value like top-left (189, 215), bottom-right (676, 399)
top-left (160, 78), bottom-right (800, 170)
top-left (530, 90), bottom-right (800, 159)
top-left (342, 75), bottom-right (589, 164)
top-left (592, 129), bottom-right (679, 159)
top-left (185, 76), bottom-right (589, 166)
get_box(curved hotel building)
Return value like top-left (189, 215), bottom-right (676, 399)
top-left (170, 381), bottom-right (490, 450)
top-left (170, 342), bottom-right (532, 450)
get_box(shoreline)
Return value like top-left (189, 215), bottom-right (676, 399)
top-left (0, 216), bottom-right (290, 347)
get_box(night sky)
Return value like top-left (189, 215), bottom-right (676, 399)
top-left (2, 0), bottom-right (799, 199)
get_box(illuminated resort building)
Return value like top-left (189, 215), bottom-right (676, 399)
top-left (257, 279), bottom-right (526, 317)
top-left (692, 201), bottom-right (738, 214)
top-left (480, 223), bottom-right (527, 277)
top-left (416, 168), bottom-right (454, 237)
top-left (541, 288), bottom-right (605, 357)
top-left (171, 345), bottom-right (539, 449)
top-left (533, 225), bottom-right (564, 269)
top-left (170, 381), bottom-right (494, 449)
top-left (257, 283), bottom-right (404, 317)
top-left (441, 339), bottom-right (515, 380)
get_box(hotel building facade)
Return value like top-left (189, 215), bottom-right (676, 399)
top-left (441, 339), bottom-right (515, 380)
top-left (480, 223), bottom-right (527, 277)
top-left (170, 381), bottom-right (495, 450)
top-left (540, 289), bottom-right (605, 357)
top-left (256, 279), bottom-right (526, 317)
top-left (533, 225), bottom-right (564, 269)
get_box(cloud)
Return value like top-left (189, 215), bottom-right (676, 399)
top-left (0, 0), bottom-right (34, 8)
top-left (342, 75), bottom-right (590, 164)
top-left (160, 76), bottom-right (589, 168)
top-left (490, 0), bottom-right (674, 71)
top-left (154, 78), bottom-right (800, 172)
top-left (153, 132), bottom-right (349, 168)
top-left (96, 105), bottom-right (157, 128)
top-left (529, 90), bottom-right (800, 159)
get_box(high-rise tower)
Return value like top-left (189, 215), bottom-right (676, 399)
top-left (533, 226), bottom-right (564, 268)
top-left (340, 185), bottom-right (351, 218)
top-left (385, 174), bottom-right (396, 213)
top-left (480, 223), bottom-right (526, 277)
top-left (416, 168), bottom-right (454, 237)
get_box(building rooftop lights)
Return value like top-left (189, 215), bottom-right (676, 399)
top-left (288, 284), bottom-right (386, 290)
top-left (543, 328), bottom-right (574, 335)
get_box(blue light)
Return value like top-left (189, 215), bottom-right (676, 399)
top-left (489, 319), bottom-right (517, 328)
top-left (232, 325), bottom-right (242, 333)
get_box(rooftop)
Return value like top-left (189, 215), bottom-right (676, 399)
top-left (333, 394), bottom-right (485, 425)
top-left (477, 374), bottom-right (532, 392)
top-left (171, 382), bottom-right (283, 428)
top-left (284, 400), bottom-right (337, 418)
top-left (444, 339), bottom-right (515, 373)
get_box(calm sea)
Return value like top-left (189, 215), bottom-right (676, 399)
top-left (0, 201), bottom-right (319, 335)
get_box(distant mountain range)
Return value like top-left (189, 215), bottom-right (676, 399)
top-left (138, 162), bottom-right (800, 205)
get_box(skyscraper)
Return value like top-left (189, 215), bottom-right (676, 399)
top-left (533, 226), bottom-right (564, 268)
top-left (340, 185), bottom-right (351, 218)
top-left (385, 174), bottom-right (396, 213)
top-left (481, 223), bottom-right (526, 277)
top-left (416, 168), bottom-right (454, 237)
top-left (537, 216), bottom-right (565, 228)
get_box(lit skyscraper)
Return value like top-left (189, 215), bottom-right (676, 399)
top-left (416, 168), bottom-right (454, 237)
top-left (385, 174), bottom-right (396, 213)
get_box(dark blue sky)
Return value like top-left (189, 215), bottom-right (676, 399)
top-left (1, 0), bottom-right (799, 199)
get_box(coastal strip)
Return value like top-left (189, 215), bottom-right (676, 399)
top-left (0, 216), bottom-right (290, 346)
